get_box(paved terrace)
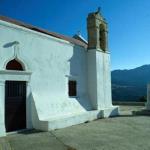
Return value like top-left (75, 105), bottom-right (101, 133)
top-left (0, 105), bottom-right (150, 150)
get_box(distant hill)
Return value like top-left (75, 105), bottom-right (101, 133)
top-left (111, 64), bottom-right (150, 101)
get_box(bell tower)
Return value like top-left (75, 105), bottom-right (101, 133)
top-left (87, 9), bottom-right (108, 51)
top-left (87, 9), bottom-right (119, 117)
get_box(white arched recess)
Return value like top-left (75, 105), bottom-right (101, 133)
top-left (0, 66), bottom-right (32, 136)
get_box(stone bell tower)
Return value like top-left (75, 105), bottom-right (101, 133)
top-left (87, 9), bottom-right (119, 117)
top-left (87, 9), bottom-right (108, 51)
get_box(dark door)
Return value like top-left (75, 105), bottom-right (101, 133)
top-left (5, 81), bottom-right (26, 132)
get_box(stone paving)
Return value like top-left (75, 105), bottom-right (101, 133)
top-left (1, 105), bottom-right (150, 150)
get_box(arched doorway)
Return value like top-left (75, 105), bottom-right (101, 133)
top-left (5, 59), bottom-right (26, 132)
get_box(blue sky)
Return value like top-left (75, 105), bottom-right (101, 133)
top-left (0, 0), bottom-right (150, 70)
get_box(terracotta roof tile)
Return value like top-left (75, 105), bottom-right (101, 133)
top-left (0, 16), bottom-right (87, 49)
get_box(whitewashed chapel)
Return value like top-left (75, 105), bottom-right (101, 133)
top-left (0, 10), bottom-right (119, 136)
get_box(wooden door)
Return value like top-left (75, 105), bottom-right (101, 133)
top-left (5, 81), bottom-right (26, 132)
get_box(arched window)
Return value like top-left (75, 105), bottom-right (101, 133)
top-left (6, 59), bottom-right (24, 71)
top-left (99, 24), bottom-right (106, 51)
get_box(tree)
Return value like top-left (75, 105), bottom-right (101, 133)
top-left (139, 96), bottom-right (147, 102)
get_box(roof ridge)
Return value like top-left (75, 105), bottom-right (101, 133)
top-left (0, 15), bottom-right (87, 48)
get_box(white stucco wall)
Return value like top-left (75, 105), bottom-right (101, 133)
top-left (0, 20), bottom-right (92, 132)
top-left (87, 50), bottom-right (112, 109)
top-left (0, 81), bottom-right (6, 136)
top-left (0, 19), bottom-right (119, 135)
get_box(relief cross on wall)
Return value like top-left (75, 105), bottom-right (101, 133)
top-left (3, 41), bottom-right (20, 59)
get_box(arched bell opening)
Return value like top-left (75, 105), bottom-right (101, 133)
top-left (99, 24), bottom-right (106, 51)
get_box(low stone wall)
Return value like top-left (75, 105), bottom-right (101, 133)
top-left (113, 101), bottom-right (145, 106)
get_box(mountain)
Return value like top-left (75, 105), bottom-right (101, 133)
top-left (111, 64), bottom-right (150, 101)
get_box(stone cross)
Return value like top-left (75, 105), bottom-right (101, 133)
top-left (146, 84), bottom-right (150, 110)
top-left (13, 41), bottom-right (20, 58)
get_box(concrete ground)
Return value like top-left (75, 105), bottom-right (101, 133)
top-left (1, 105), bottom-right (150, 150)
